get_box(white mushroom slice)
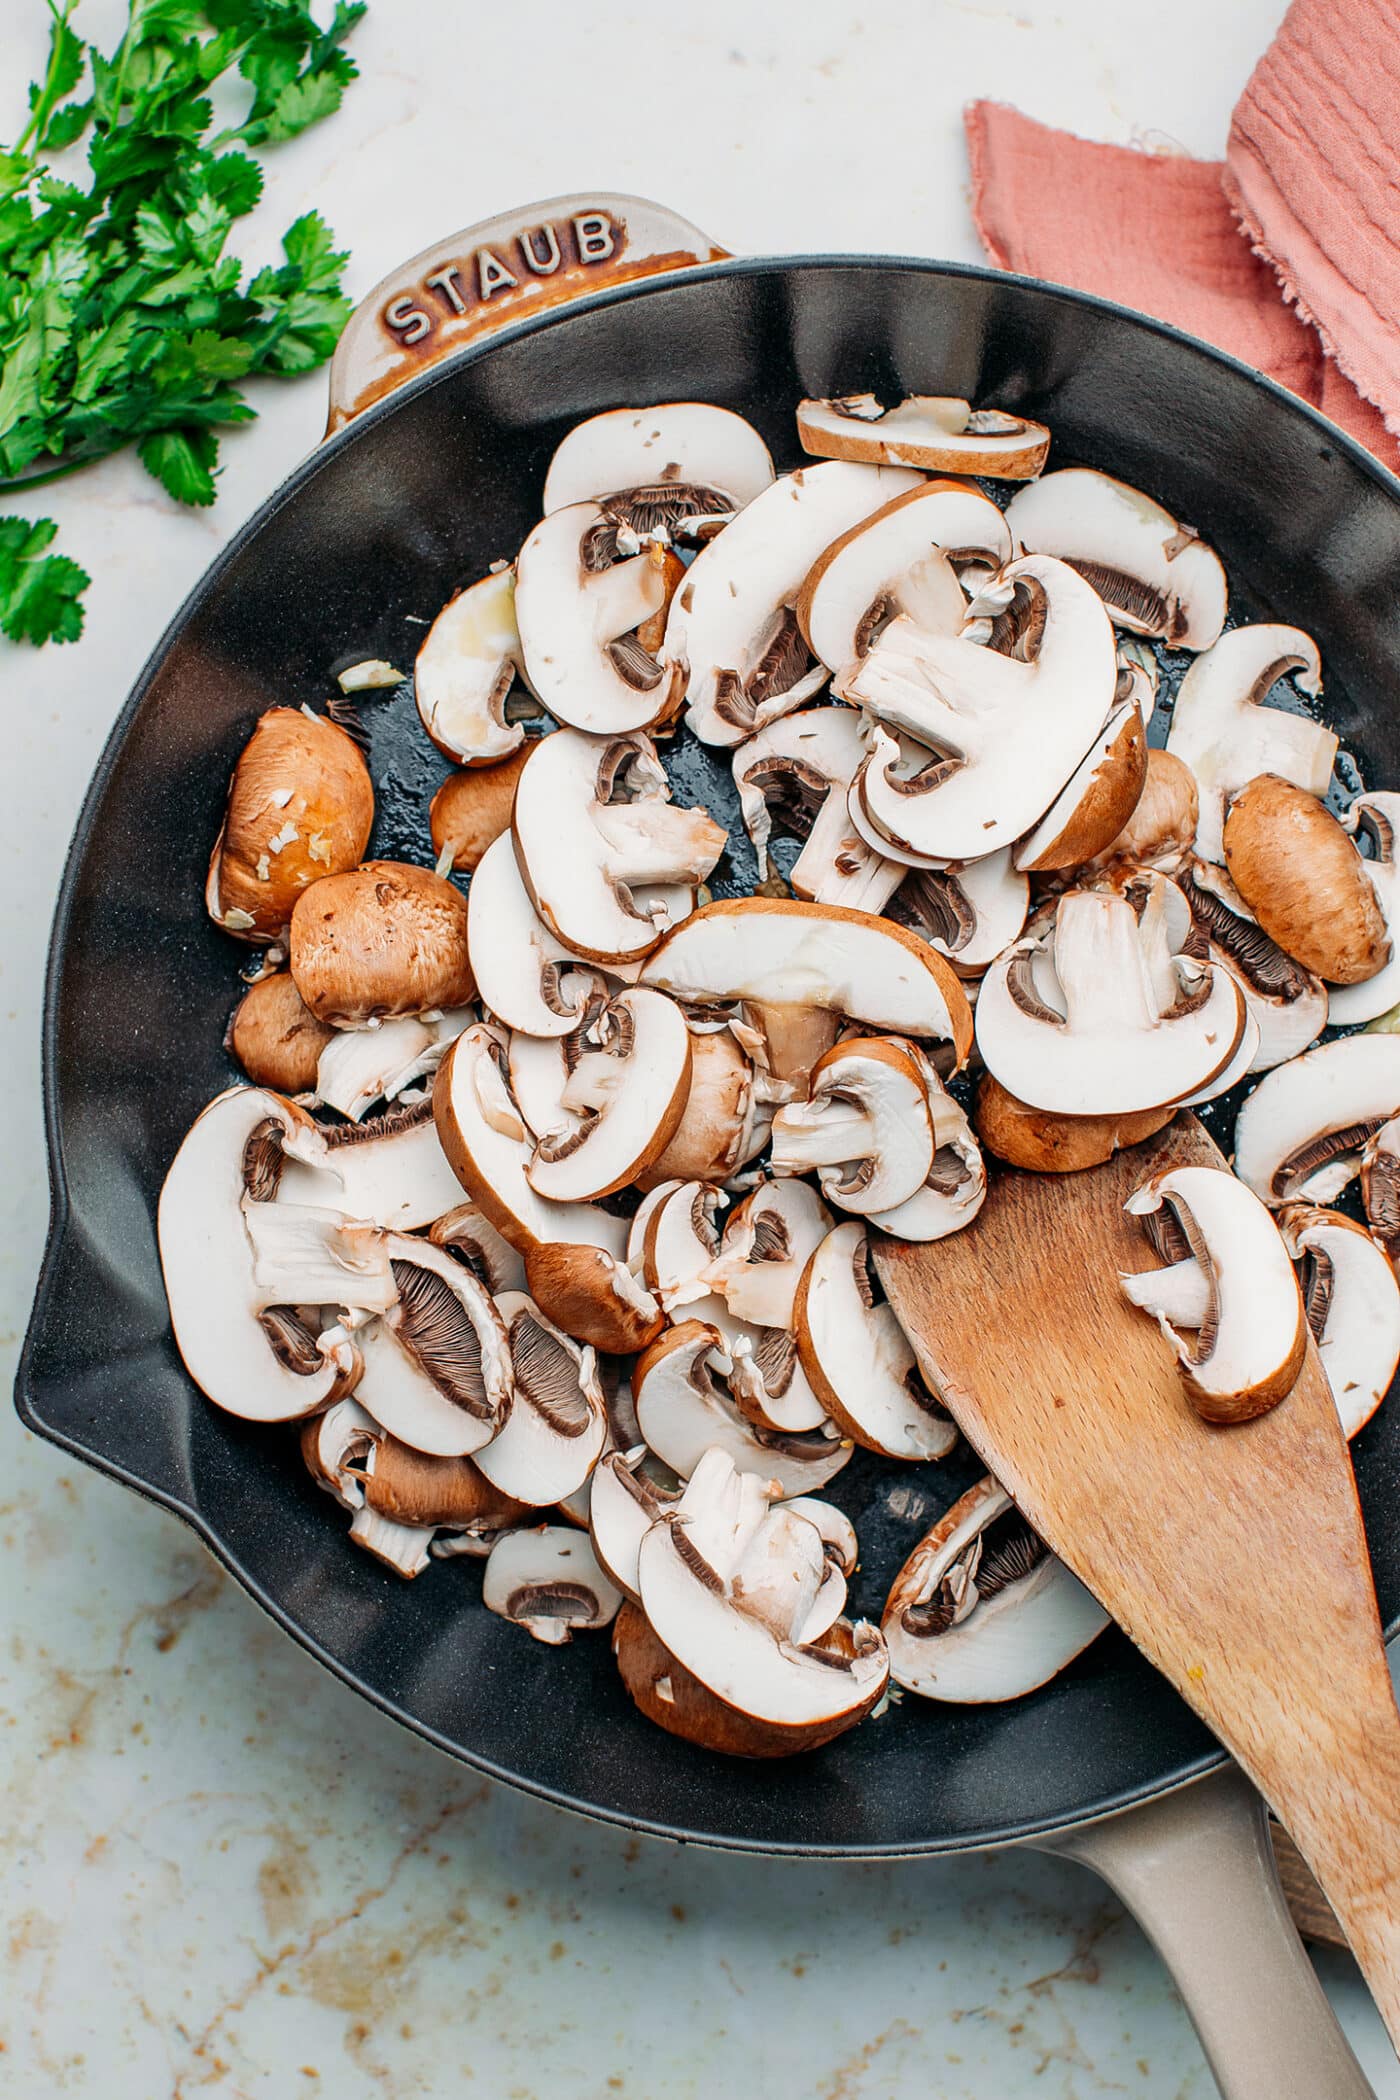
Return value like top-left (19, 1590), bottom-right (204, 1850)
top-left (1012, 702), bottom-right (1147, 874)
top-left (474, 1293), bottom-right (608, 1505)
top-left (641, 1180), bottom-right (729, 1314)
top-left (780, 1497), bottom-right (859, 1576)
top-left (975, 888), bottom-right (1245, 1117)
top-left (633, 1322), bottom-right (851, 1495)
top-left (428, 1201), bottom-right (527, 1295)
top-left (589, 1445), bottom-right (684, 1601)
top-left (524, 988), bottom-right (691, 1203)
top-left (158, 1088), bottom-right (396, 1422)
top-left (1004, 467), bottom-right (1227, 650)
top-left (433, 1024), bottom-right (629, 1256)
top-left (797, 394), bottom-right (1049, 479)
top-left (482, 1525), bottom-right (622, 1644)
top-left (886, 853), bottom-right (1029, 977)
top-left (795, 1223), bottom-right (956, 1459)
top-left (770, 1038), bottom-right (935, 1214)
top-left (1233, 1035), bottom-right (1400, 1207)
top-left (627, 1178), bottom-right (681, 1276)
top-left (667, 461), bottom-right (922, 746)
top-left (1118, 1258), bottom-right (1214, 1331)
top-left (347, 1507), bottom-right (438, 1579)
top-left (1329, 794), bottom-right (1400, 1025)
top-left (1279, 1205), bottom-right (1400, 1440)
top-left (515, 505), bottom-right (683, 734)
top-left (701, 1178), bottom-right (833, 1331)
top-left (1121, 1166), bottom-right (1306, 1423)
top-left (844, 741), bottom-right (952, 871)
top-left (313, 1013), bottom-right (443, 1123)
top-left (1173, 1005), bottom-right (1262, 1108)
top-left (512, 729), bottom-right (725, 965)
top-left (301, 1396), bottom-right (379, 1511)
top-left (797, 481), bottom-right (1013, 672)
top-left (883, 1477), bottom-right (1107, 1702)
top-left (351, 1234), bottom-right (513, 1457)
top-left (636, 1448), bottom-right (888, 1730)
top-left (1362, 1117), bottom-right (1400, 1260)
top-left (865, 1059), bottom-right (987, 1243)
top-left (415, 570), bottom-right (529, 766)
top-left (275, 1097), bottom-right (468, 1233)
top-left (542, 404), bottom-right (774, 522)
top-left (731, 706), bottom-right (904, 913)
top-left (467, 833), bottom-right (604, 1039)
top-left (1165, 624), bottom-right (1336, 862)
top-left (1115, 637), bottom-right (1160, 723)
top-left (640, 898), bottom-right (974, 1064)
top-left (845, 557), bottom-right (1118, 861)
top-left (1178, 860), bottom-right (1328, 1073)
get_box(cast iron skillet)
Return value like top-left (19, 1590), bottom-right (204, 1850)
top-left (17, 195), bottom-right (1399, 2091)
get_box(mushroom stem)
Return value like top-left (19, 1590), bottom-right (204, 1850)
top-left (769, 1099), bottom-right (872, 1172)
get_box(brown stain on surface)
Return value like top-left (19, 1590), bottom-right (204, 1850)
top-left (257, 1827), bottom-right (320, 1945)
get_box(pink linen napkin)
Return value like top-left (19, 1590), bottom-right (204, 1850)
top-left (965, 0), bottom-right (1400, 473)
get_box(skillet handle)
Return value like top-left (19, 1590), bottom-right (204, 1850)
top-left (1033, 1767), bottom-right (1374, 2100)
top-left (324, 193), bottom-right (729, 433)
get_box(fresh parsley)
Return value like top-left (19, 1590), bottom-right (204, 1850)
top-left (1, 0), bottom-right (366, 644)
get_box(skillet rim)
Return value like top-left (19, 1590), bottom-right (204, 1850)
top-left (17, 251), bottom-right (1400, 1857)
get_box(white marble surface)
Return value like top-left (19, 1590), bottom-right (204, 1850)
top-left (4, 1), bottom-right (1399, 2094)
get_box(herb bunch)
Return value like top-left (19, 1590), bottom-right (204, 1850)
top-left (0, 0), bottom-right (365, 644)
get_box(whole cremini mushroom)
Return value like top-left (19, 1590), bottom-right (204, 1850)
top-left (1223, 775), bottom-right (1391, 986)
top-left (290, 860), bottom-right (476, 1025)
top-left (206, 706), bottom-right (374, 942)
top-left (227, 970), bottom-right (334, 1093)
top-left (429, 744), bottom-right (533, 873)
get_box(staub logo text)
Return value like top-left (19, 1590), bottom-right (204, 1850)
top-left (382, 212), bottom-right (622, 345)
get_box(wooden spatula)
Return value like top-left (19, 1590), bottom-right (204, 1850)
top-left (875, 1111), bottom-right (1400, 2051)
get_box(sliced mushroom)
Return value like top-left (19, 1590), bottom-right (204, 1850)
top-left (1121, 1165), bottom-right (1306, 1422)
top-left (885, 853), bottom-right (1029, 977)
top-left (158, 1087), bottom-right (396, 1422)
top-left (1234, 1035), bottom-right (1400, 1208)
top-left (290, 862), bottom-right (475, 1026)
top-left (1013, 702), bottom-right (1147, 873)
top-left (797, 394), bottom-right (1049, 479)
top-left (1177, 859), bottom-right (1328, 1072)
top-left (700, 1178), bottom-right (833, 1331)
top-left (1078, 746), bottom-right (1200, 878)
top-left (975, 1073), bottom-right (1176, 1174)
top-left (589, 1445), bottom-right (684, 1600)
top-left (770, 1037), bottom-right (935, 1213)
top-left (795, 1223), bottom-right (956, 1459)
top-left (636, 1026), bottom-right (764, 1189)
top-left (301, 1395), bottom-right (380, 1511)
top-left (542, 403), bottom-right (775, 521)
top-left (639, 898), bottom-right (975, 1067)
top-left (845, 557), bottom-right (1118, 861)
top-left (797, 481), bottom-right (1013, 672)
top-left (633, 1321), bottom-right (851, 1495)
top-left (482, 1524), bottom-right (622, 1644)
top-left (473, 1293), bottom-right (608, 1505)
top-left (864, 1059), bottom-right (987, 1242)
top-left (731, 706), bottom-right (904, 913)
top-left (1328, 794), bottom-right (1400, 1024)
top-left (1165, 625), bottom-right (1336, 861)
top-left (275, 1095), bottom-right (467, 1232)
top-left (1278, 1205), bottom-right (1400, 1439)
top-left (313, 1008), bottom-right (469, 1123)
top-left (433, 1023), bottom-right (629, 1256)
top-left (635, 1448), bottom-right (887, 1740)
top-left (429, 744), bottom-right (533, 873)
top-left (467, 832), bottom-right (605, 1039)
top-left (522, 1242), bottom-right (664, 1354)
top-left (429, 1200), bottom-right (528, 1296)
top-left (512, 729), bottom-right (725, 964)
top-left (667, 461), bottom-right (922, 745)
top-left (206, 707), bottom-right (374, 943)
top-left (415, 570), bottom-right (532, 765)
top-left (350, 1234), bottom-right (512, 1457)
top-left (975, 887), bottom-right (1246, 1116)
top-left (519, 988), bottom-right (691, 1202)
top-left (638, 1180), bottom-right (728, 1315)
top-left (1362, 1118), bottom-right (1400, 1260)
top-left (515, 506), bottom-right (684, 734)
top-left (882, 1477), bottom-right (1108, 1701)
top-left (227, 971), bottom-right (335, 1094)
top-left (1223, 775), bottom-right (1390, 986)
top-left (1003, 467), bottom-right (1227, 650)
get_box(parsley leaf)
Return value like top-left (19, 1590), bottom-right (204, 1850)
top-left (0, 0), bottom-right (365, 645)
top-left (0, 514), bottom-right (89, 643)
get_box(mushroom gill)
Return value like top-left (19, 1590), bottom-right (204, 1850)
top-left (1063, 560), bottom-right (1171, 637)
top-left (388, 1260), bottom-right (493, 1418)
top-left (508, 1309), bottom-right (594, 1436)
top-left (1272, 1118), bottom-right (1389, 1204)
top-left (713, 610), bottom-right (819, 734)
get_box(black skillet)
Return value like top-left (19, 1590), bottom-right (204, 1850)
top-left (17, 194), bottom-right (1397, 2098)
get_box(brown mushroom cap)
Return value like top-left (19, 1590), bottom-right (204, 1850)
top-left (975, 1073), bottom-right (1176, 1173)
top-left (1223, 775), bottom-right (1391, 985)
top-left (1080, 746), bottom-right (1199, 876)
top-left (523, 1241), bottom-right (665, 1353)
top-left (290, 860), bottom-right (476, 1025)
top-left (634, 1029), bottom-right (756, 1191)
top-left (206, 707), bottom-right (373, 942)
top-left (429, 745), bottom-right (533, 874)
top-left (612, 1601), bottom-right (878, 1758)
top-left (227, 970), bottom-right (335, 1093)
top-left (1014, 703), bottom-right (1147, 873)
top-left (358, 1439), bottom-right (530, 1531)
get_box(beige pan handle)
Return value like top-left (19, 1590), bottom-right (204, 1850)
top-left (1036, 1768), bottom-right (1374, 2099)
top-left (325, 193), bottom-right (729, 431)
